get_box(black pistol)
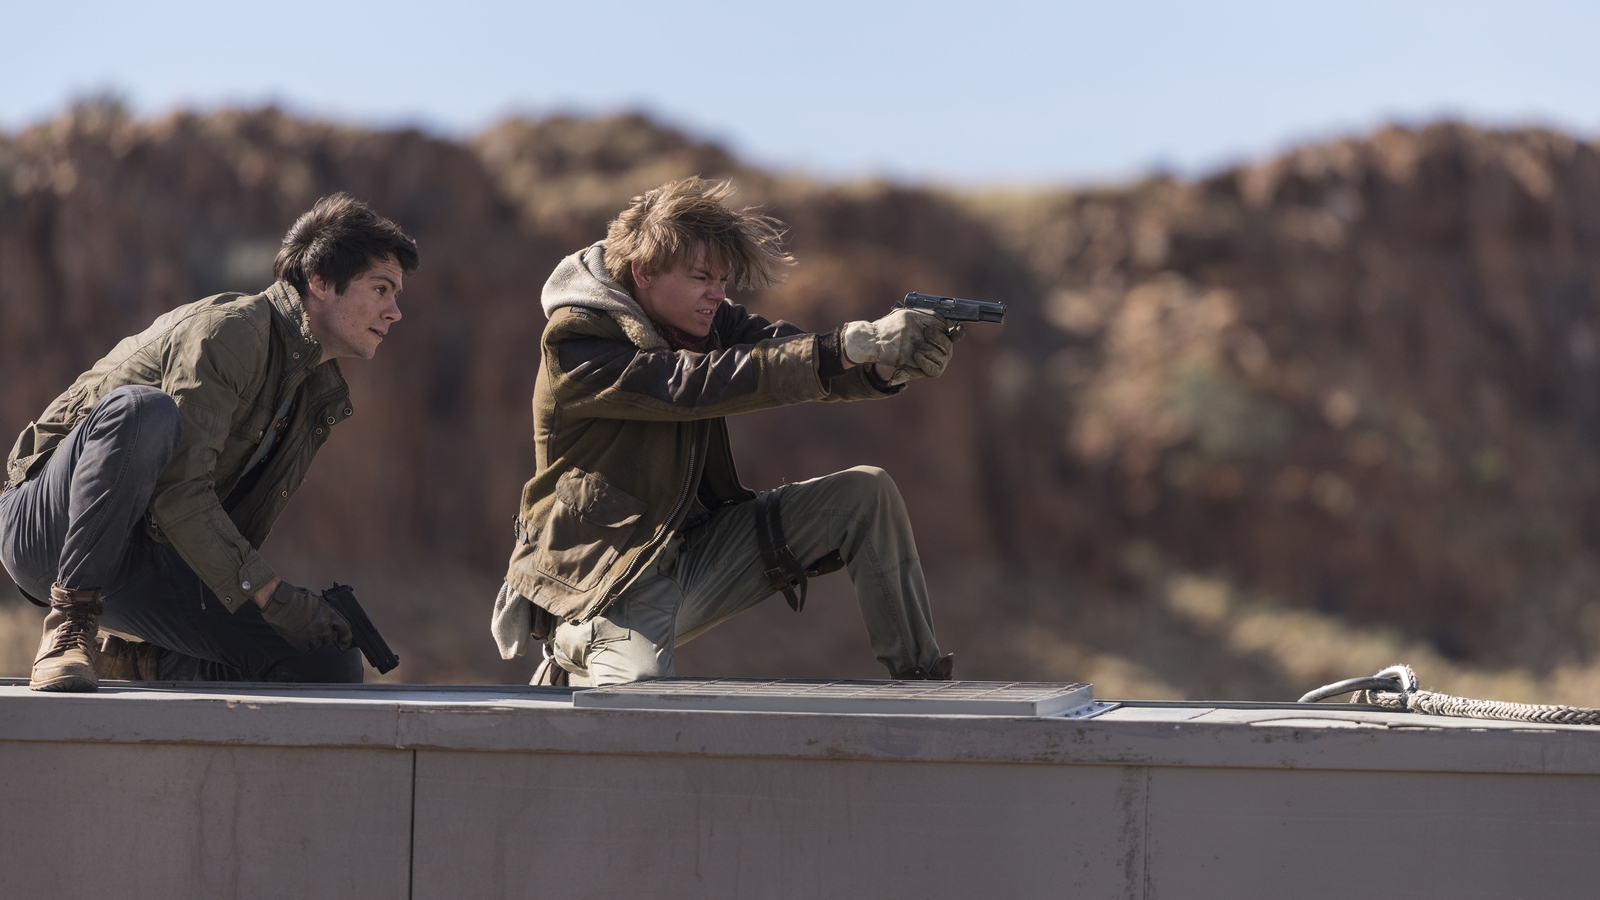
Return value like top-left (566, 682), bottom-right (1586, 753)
top-left (321, 582), bottom-right (401, 675)
top-left (896, 291), bottom-right (1006, 331)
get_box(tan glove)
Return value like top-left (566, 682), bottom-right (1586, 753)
top-left (841, 309), bottom-right (954, 380)
top-left (886, 320), bottom-right (966, 385)
top-left (260, 581), bottom-right (353, 652)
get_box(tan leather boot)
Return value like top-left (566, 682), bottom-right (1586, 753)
top-left (30, 585), bottom-right (103, 692)
top-left (97, 635), bottom-right (163, 681)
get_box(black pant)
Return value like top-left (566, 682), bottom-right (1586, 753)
top-left (0, 386), bottom-right (360, 682)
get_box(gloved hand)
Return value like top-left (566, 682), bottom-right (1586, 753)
top-left (885, 321), bottom-right (967, 385)
top-left (841, 308), bottom-right (955, 381)
top-left (260, 580), bottom-right (353, 652)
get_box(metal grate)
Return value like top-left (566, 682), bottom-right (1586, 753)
top-left (572, 678), bottom-right (1094, 717)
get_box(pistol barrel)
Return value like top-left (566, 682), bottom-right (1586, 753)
top-left (899, 291), bottom-right (1006, 323)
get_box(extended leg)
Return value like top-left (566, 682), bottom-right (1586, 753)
top-left (546, 467), bottom-right (947, 685)
top-left (673, 465), bottom-right (946, 678)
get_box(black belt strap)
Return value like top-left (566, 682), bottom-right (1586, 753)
top-left (755, 486), bottom-right (809, 612)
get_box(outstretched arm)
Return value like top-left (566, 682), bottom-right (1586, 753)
top-left (718, 303), bottom-right (896, 383)
top-left (551, 329), bottom-right (833, 421)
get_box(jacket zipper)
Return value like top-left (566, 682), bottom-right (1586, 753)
top-left (239, 367), bottom-right (337, 533)
top-left (593, 423), bottom-right (703, 618)
top-left (232, 364), bottom-right (304, 490)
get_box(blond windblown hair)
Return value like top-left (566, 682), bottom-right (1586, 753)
top-left (602, 178), bottom-right (793, 292)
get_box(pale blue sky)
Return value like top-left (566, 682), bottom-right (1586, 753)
top-left (3, 0), bottom-right (1595, 184)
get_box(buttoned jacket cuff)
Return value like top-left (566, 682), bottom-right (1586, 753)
top-left (216, 555), bottom-right (280, 613)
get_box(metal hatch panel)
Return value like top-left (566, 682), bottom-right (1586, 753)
top-left (572, 678), bottom-right (1095, 717)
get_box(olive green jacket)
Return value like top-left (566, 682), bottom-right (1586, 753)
top-left (5, 282), bottom-right (353, 612)
top-left (503, 244), bottom-right (896, 623)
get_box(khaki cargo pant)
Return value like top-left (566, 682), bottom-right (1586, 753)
top-left (548, 466), bottom-right (944, 686)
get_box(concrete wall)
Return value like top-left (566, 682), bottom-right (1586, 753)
top-left (1, 742), bottom-right (412, 898)
top-left (2, 683), bottom-right (1598, 898)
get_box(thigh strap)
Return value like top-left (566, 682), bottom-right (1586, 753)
top-left (754, 486), bottom-right (808, 612)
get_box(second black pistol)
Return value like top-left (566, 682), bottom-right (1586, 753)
top-left (321, 582), bottom-right (401, 675)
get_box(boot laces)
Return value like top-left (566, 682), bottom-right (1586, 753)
top-left (50, 599), bottom-right (102, 653)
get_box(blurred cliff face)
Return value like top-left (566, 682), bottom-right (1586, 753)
top-left (4, 101), bottom-right (1600, 685)
top-left (969, 127), bottom-right (1600, 668)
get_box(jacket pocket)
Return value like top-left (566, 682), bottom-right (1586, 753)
top-left (534, 468), bottom-right (648, 592)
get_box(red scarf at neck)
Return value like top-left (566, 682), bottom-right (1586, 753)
top-left (652, 320), bottom-right (719, 353)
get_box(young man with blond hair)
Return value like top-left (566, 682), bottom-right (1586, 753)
top-left (1, 194), bottom-right (417, 689)
top-left (493, 178), bottom-right (957, 685)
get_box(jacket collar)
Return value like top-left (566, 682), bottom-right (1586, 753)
top-left (265, 280), bottom-right (324, 367)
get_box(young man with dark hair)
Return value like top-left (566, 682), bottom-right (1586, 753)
top-left (0, 193), bottom-right (418, 690)
top-left (493, 178), bottom-right (958, 686)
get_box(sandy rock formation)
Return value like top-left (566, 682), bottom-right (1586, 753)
top-left (965, 124), bottom-right (1600, 668)
top-left (3, 105), bottom-right (1599, 694)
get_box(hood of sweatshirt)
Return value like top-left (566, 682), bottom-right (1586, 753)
top-left (540, 243), bottom-right (667, 351)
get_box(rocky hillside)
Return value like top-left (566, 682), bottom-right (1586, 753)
top-left (4, 102), bottom-right (1600, 700)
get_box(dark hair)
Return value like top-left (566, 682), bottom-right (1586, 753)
top-left (273, 193), bottom-right (419, 295)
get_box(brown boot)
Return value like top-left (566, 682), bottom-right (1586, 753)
top-left (97, 635), bottom-right (163, 681)
top-left (30, 585), bottom-right (103, 692)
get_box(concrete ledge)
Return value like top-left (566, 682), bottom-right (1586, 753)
top-left (3, 680), bottom-right (1598, 775)
top-left (5, 680), bottom-right (1600, 898)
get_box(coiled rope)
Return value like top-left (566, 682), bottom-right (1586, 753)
top-left (1298, 664), bottom-right (1600, 726)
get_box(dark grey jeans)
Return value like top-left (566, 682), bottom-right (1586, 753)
top-left (0, 385), bottom-right (360, 682)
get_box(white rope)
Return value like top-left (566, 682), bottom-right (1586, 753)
top-left (1302, 664), bottom-right (1600, 726)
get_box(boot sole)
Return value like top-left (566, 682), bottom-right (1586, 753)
top-left (29, 672), bottom-right (99, 692)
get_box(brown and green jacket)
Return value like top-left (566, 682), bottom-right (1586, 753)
top-left (504, 244), bottom-right (898, 623)
top-left (5, 282), bottom-right (352, 612)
